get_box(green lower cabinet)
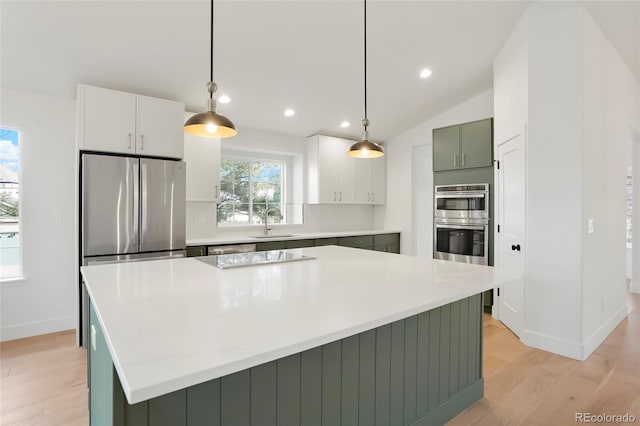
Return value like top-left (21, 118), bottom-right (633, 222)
top-left (200, 233), bottom-right (400, 255)
top-left (186, 246), bottom-right (206, 257)
top-left (255, 241), bottom-right (287, 251)
top-left (285, 239), bottom-right (314, 249)
top-left (90, 295), bottom-right (483, 426)
top-left (374, 234), bottom-right (400, 254)
top-left (313, 238), bottom-right (339, 246)
top-left (338, 235), bottom-right (374, 250)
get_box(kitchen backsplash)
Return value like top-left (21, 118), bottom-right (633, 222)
top-left (186, 202), bottom-right (376, 239)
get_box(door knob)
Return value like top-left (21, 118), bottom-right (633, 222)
top-left (511, 244), bottom-right (521, 251)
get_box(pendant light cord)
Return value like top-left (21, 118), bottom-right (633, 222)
top-left (210, 0), bottom-right (214, 99)
top-left (363, 0), bottom-right (368, 128)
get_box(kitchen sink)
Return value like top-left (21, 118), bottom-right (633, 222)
top-left (250, 234), bottom-right (295, 239)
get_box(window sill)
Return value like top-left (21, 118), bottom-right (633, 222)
top-left (0, 276), bottom-right (26, 286)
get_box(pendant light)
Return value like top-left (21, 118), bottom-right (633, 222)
top-left (184, 0), bottom-right (237, 138)
top-left (348, 0), bottom-right (384, 158)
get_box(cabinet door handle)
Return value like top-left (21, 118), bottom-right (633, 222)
top-left (128, 133), bottom-right (132, 149)
top-left (454, 154), bottom-right (458, 167)
top-left (462, 153), bottom-right (465, 166)
top-left (140, 134), bottom-right (144, 150)
top-left (339, 191), bottom-right (342, 202)
top-left (372, 192), bottom-right (375, 202)
top-left (333, 191), bottom-right (337, 202)
top-left (367, 192), bottom-right (370, 202)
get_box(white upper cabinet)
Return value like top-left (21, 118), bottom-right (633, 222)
top-left (77, 85), bottom-right (184, 159)
top-left (184, 113), bottom-right (221, 202)
top-left (78, 85), bottom-right (136, 154)
top-left (354, 156), bottom-right (386, 205)
top-left (136, 95), bottom-right (184, 159)
top-left (307, 135), bottom-right (355, 204)
top-left (369, 156), bottom-right (386, 204)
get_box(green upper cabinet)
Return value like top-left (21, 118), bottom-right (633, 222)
top-left (433, 125), bottom-right (461, 172)
top-left (433, 118), bottom-right (493, 172)
top-left (460, 119), bottom-right (493, 169)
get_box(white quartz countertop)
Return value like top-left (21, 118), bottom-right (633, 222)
top-left (81, 246), bottom-right (520, 404)
top-left (186, 229), bottom-right (401, 246)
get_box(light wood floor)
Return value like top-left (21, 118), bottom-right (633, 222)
top-left (1, 290), bottom-right (638, 426)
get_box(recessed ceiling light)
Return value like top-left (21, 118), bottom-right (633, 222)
top-left (420, 68), bottom-right (433, 79)
top-left (218, 95), bottom-right (231, 104)
top-left (340, 121), bottom-right (351, 128)
top-left (284, 109), bottom-right (295, 117)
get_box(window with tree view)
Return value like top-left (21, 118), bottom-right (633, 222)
top-left (1, 128), bottom-right (21, 279)
top-left (218, 157), bottom-right (285, 225)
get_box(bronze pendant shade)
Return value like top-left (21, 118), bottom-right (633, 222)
top-left (184, 0), bottom-right (237, 139)
top-left (348, 0), bottom-right (383, 158)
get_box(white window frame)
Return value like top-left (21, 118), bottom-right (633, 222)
top-left (218, 151), bottom-right (289, 226)
top-left (0, 126), bottom-right (23, 282)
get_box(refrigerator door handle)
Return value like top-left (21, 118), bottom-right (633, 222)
top-left (131, 160), bottom-right (140, 247)
top-left (140, 162), bottom-right (147, 247)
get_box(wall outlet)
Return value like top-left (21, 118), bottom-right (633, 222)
top-left (587, 219), bottom-right (594, 234)
top-left (53, 216), bottom-right (61, 225)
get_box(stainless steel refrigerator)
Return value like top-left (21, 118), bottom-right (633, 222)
top-left (79, 153), bottom-right (186, 344)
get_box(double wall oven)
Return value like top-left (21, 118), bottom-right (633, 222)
top-left (434, 183), bottom-right (489, 265)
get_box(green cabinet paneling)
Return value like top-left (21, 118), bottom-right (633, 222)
top-left (433, 118), bottom-right (493, 172)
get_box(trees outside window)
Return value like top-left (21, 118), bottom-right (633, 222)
top-left (218, 157), bottom-right (284, 225)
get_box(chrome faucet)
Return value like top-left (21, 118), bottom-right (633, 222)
top-left (264, 206), bottom-right (282, 236)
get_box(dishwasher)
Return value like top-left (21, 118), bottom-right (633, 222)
top-left (207, 243), bottom-right (257, 255)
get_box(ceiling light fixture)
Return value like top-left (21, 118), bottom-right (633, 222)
top-left (340, 121), bottom-right (351, 128)
top-left (420, 68), bottom-right (433, 79)
top-left (348, 0), bottom-right (383, 159)
top-left (284, 109), bottom-right (295, 117)
top-left (184, 0), bottom-right (237, 138)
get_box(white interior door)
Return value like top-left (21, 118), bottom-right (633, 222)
top-left (497, 131), bottom-right (526, 336)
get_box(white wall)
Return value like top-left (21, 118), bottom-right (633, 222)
top-left (581, 9), bottom-right (637, 345)
top-left (186, 126), bottom-right (376, 240)
top-left (633, 135), bottom-right (640, 293)
top-left (374, 89), bottom-right (494, 255)
top-left (411, 145), bottom-right (433, 258)
top-left (0, 88), bottom-right (77, 341)
top-left (494, 2), bottom-right (637, 359)
top-left (525, 2), bottom-right (585, 350)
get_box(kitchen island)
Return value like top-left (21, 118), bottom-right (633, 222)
top-left (82, 246), bottom-right (518, 426)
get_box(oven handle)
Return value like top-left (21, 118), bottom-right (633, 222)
top-left (435, 223), bottom-right (485, 231)
top-left (435, 193), bottom-right (486, 199)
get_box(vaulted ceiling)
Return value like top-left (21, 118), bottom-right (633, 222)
top-left (1, 1), bottom-right (638, 142)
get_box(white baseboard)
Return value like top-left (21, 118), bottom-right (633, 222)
top-left (631, 280), bottom-right (640, 294)
top-left (520, 305), bottom-right (628, 361)
top-left (521, 329), bottom-right (584, 360)
top-left (0, 316), bottom-right (76, 342)
top-left (582, 305), bottom-right (628, 359)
